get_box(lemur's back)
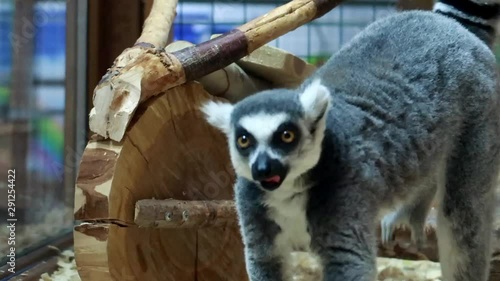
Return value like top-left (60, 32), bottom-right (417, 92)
top-left (317, 10), bottom-right (498, 120)
top-left (308, 10), bottom-right (500, 190)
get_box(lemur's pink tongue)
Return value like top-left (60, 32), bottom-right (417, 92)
top-left (263, 175), bottom-right (281, 183)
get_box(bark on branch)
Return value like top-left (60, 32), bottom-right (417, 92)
top-left (134, 199), bottom-right (237, 228)
top-left (89, 0), bottom-right (345, 141)
top-left (135, 200), bottom-right (433, 241)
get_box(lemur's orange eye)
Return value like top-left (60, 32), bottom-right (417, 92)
top-left (237, 135), bottom-right (251, 148)
top-left (281, 130), bottom-right (295, 143)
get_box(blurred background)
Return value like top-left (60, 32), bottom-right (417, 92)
top-left (0, 0), bottom-right (498, 279)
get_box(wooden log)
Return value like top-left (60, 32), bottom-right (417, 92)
top-left (75, 82), bottom-right (246, 281)
top-left (165, 40), bottom-right (270, 103)
top-left (89, 0), bottom-right (346, 141)
top-left (135, 199), bottom-right (237, 228)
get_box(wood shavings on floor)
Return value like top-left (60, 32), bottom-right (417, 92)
top-left (40, 249), bottom-right (441, 281)
top-left (39, 250), bottom-right (81, 281)
top-left (288, 251), bottom-right (441, 281)
top-left (377, 257), bottom-right (441, 281)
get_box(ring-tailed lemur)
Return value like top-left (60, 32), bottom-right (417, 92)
top-left (202, 0), bottom-right (500, 280)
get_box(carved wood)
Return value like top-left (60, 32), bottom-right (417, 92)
top-left (89, 0), bottom-right (346, 142)
top-left (75, 82), bottom-right (246, 281)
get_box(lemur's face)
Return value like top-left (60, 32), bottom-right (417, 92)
top-left (231, 112), bottom-right (304, 190)
top-left (202, 79), bottom-right (331, 191)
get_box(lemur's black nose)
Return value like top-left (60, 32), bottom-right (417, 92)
top-left (251, 153), bottom-right (283, 181)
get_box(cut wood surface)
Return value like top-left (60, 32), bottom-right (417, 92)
top-left (75, 82), bottom-right (246, 281)
top-left (165, 40), bottom-right (270, 102)
top-left (89, 0), bottom-right (346, 142)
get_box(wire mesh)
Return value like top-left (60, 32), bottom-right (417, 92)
top-left (174, 0), bottom-right (398, 66)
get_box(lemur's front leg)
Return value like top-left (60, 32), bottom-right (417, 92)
top-left (308, 184), bottom-right (378, 281)
top-left (234, 178), bottom-right (285, 281)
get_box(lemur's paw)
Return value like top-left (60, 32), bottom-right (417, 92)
top-left (380, 211), bottom-right (407, 246)
top-left (380, 212), bottom-right (397, 245)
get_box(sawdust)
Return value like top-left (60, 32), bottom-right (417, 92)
top-left (39, 250), bottom-right (81, 281)
top-left (40, 249), bottom-right (441, 281)
top-left (377, 257), bottom-right (441, 281)
top-left (288, 251), bottom-right (441, 281)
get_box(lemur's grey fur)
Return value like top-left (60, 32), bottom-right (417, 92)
top-left (202, 0), bottom-right (500, 280)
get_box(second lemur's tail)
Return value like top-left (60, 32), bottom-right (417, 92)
top-left (433, 0), bottom-right (500, 47)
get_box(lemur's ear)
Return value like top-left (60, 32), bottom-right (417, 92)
top-left (299, 79), bottom-right (331, 126)
top-left (200, 101), bottom-right (234, 134)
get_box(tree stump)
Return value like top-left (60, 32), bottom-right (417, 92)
top-left (74, 82), bottom-right (246, 281)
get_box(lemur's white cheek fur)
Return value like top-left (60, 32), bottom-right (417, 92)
top-left (230, 151), bottom-right (254, 181)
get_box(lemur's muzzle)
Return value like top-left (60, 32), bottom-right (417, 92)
top-left (251, 153), bottom-right (288, 191)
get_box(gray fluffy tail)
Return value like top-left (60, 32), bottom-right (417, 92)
top-left (433, 0), bottom-right (500, 47)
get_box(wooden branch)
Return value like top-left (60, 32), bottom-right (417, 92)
top-left (89, 0), bottom-right (346, 141)
top-left (172, 0), bottom-right (343, 82)
top-left (237, 0), bottom-right (343, 52)
top-left (135, 199), bottom-right (237, 228)
top-left (165, 40), bottom-right (270, 102)
top-left (89, 0), bottom-right (178, 139)
top-left (100, 0), bottom-right (177, 75)
top-left (208, 33), bottom-right (316, 89)
top-left (137, 0), bottom-right (177, 48)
